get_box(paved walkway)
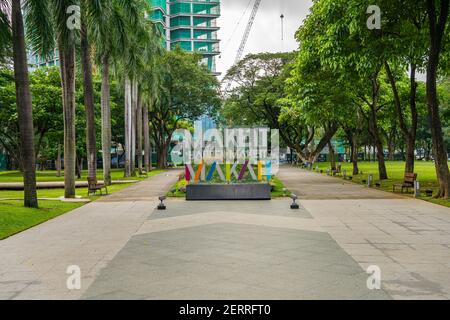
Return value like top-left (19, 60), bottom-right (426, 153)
top-left (277, 167), bottom-right (403, 200)
top-left (280, 167), bottom-right (450, 299)
top-left (1, 166), bottom-right (450, 300)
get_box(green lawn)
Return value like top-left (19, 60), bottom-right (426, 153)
top-left (0, 169), bottom-right (165, 240)
top-left (314, 161), bottom-right (450, 208)
top-left (0, 200), bottom-right (84, 240)
top-left (0, 168), bottom-right (155, 183)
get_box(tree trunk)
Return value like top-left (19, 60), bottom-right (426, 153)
top-left (426, 0), bottom-right (450, 198)
top-left (11, 0), bottom-right (38, 208)
top-left (351, 138), bottom-right (359, 176)
top-left (388, 141), bottom-right (395, 161)
top-left (157, 142), bottom-right (168, 169)
top-left (59, 39), bottom-right (77, 198)
top-left (130, 79), bottom-right (138, 176)
top-left (137, 93), bottom-right (143, 174)
top-left (385, 61), bottom-right (418, 174)
top-left (368, 76), bottom-right (388, 180)
top-left (124, 76), bottom-right (132, 177)
top-left (328, 142), bottom-right (336, 171)
top-left (375, 139), bottom-right (388, 180)
top-left (76, 155), bottom-right (82, 180)
top-left (101, 55), bottom-right (112, 185)
top-left (56, 143), bottom-right (61, 177)
top-left (143, 103), bottom-right (151, 172)
top-left (80, 20), bottom-right (97, 179)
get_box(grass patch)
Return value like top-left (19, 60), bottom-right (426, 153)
top-left (0, 168), bottom-right (161, 183)
top-left (0, 200), bottom-right (83, 240)
top-left (313, 161), bottom-right (450, 208)
top-left (0, 169), bottom-right (165, 240)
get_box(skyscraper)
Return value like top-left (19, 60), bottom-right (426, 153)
top-left (29, 1), bottom-right (221, 75)
top-left (150, 0), bottom-right (221, 75)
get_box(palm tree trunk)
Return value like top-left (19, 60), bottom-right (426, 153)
top-left (11, 0), bottom-right (38, 208)
top-left (59, 39), bottom-right (77, 198)
top-left (101, 55), bottom-right (112, 185)
top-left (56, 143), bottom-right (61, 177)
top-left (131, 79), bottom-right (138, 176)
top-left (124, 76), bottom-right (132, 177)
top-left (137, 93), bottom-right (143, 174)
top-left (143, 103), bottom-right (151, 171)
top-left (80, 20), bottom-right (97, 179)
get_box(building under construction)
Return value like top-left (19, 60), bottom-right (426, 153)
top-left (150, 0), bottom-right (221, 75)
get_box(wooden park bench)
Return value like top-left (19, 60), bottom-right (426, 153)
top-left (392, 173), bottom-right (417, 194)
top-left (87, 177), bottom-right (108, 196)
top-left (139, 170), bottom-right (148, 178)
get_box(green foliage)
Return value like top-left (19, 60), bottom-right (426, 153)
top-left (221, 52), bottom-right (295, 129)
top-left (147, 47), bottom-right (220, 165)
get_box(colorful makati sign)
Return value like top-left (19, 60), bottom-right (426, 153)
top-left (171, 127), bottom-right (279, 184)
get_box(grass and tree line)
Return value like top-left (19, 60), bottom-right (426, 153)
top-left (222, 0), bottom-right (450, 203)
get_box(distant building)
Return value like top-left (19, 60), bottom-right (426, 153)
top-left (150, 0), bottom-right (221, 75)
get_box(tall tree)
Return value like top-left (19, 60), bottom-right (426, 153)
top-left (425, 0), bottom-right (450, 198)
top-left (27, 0), bottom-right (80, 198)
top-left (10, 0), bottom-right (38, 207)
top-left (79, 0), bottom-right (103, 179)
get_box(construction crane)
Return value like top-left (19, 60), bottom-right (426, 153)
top-left (223, 0), bottom-right (262, 94)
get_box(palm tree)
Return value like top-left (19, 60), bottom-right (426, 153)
top-left (79, 0), bottom-right (105, 180)
top-left (8, 0), bottom-right (39, 208)
top-left (0, 1), bottom-right (11, 66)
top-left (26, 0), bottom-right (79, 198)
top-left (117, 0), bottom-right (158, 177)
top-left (91, 0), bottom-right (153, 182)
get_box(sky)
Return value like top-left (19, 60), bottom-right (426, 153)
top-left (216, 0), bottom-right (313, 78)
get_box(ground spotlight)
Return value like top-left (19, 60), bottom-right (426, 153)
top-left (158, 195), bottom-right (167, 210)
top-left (290, 194), bottom-right (300, 210)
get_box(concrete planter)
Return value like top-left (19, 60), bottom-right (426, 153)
top-left (186, 183), bottom-right (271, 201)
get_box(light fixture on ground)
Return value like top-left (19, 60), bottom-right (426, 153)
top-left (290, 194), bottom-right (300, 210)
top-left (158, 195), bottom-right (167, 210)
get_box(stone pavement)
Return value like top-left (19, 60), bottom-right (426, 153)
top-left (280, 167), bottom-right (450, 299)
top-left (1, 166), bottom-right (450, 300)
top-left (277, 166), bottom-right (403, 200)
top-left (81, 201), bottom-right (389, 300)
top-left (0, 170), bottom-right (181, 300)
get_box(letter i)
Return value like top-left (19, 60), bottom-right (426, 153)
top-left (258, 160), bottom-right (262, 181)
top-left (266, 160), bottom-right (272, 182)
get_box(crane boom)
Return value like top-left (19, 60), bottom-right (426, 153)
top-left (233, 0), bottom-right (262, 66)
top-left (224, 0), bottom-right (262, 94)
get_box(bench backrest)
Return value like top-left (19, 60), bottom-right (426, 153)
top-left (404, 173), bottom-right (417, 184)
top-left (87, 177), bottom-right (98, 188)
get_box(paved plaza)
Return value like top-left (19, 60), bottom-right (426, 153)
top-left (1, 167), bottom-right (450, 299)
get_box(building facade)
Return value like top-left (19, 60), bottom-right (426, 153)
top-left (150, 0), bottom-right (221, 75)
